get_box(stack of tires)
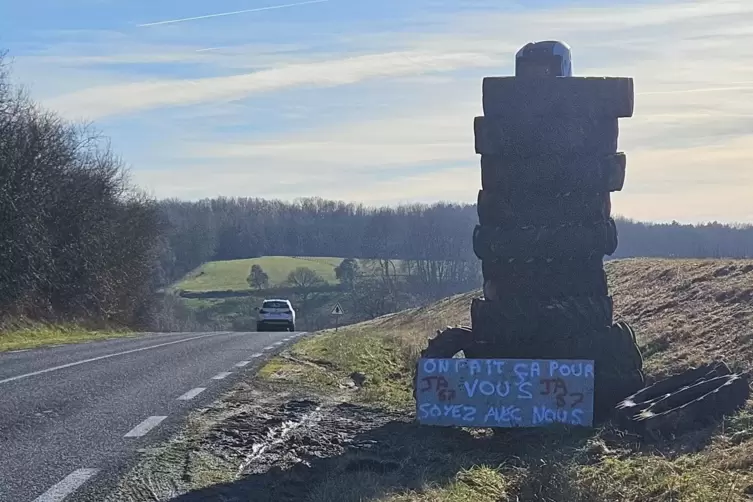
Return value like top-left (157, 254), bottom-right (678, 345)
top-left (470, 76), bottom-right (645, 421)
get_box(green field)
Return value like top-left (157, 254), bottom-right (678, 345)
top-left (174, 256), bottom-right (346, 292)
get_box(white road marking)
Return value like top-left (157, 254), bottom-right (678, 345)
top-left (250, 353), bottom-right (263, 358)
top-left (124, 416), bottom-right (167, 437)
top-left (33, 468), bottom-right (100, 502)
top-left (264, 346), bottom-right (274, 351)
top-left (212, 372), bottom-right (232, 380)
top-left (177, 387), bottom-right (206, 400)
top-left (272, 341), bottom-right (283, 346)
top-left (235, 360), bottom-right (251, 367)
top-left (0, 333), bottom-right (224, 385)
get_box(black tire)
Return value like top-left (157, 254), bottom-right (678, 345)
top-left (480, 153), bottom-right (627, 195)
top-left (482, 257), bottom-right (608, 299)
top-left (472, 219), bottom-right (618, 261)
top-left (257, 323), bottom-right (265, 332)
top-left (620, 371), bottom-right (750, 440)
top-left (470, 295), bottom-right (613, 343)
top-left (474, 115), bottom-right (619, 157)
top-left (477, 189), bottom-right (611, 227)
top-left (413, 327), bottom-right (474, 400)
top-left (614, 361), bottom-right (732, 428)
top-left (605, 217), bottom-right (618, 256)
top-left (288, 323), bottom-right (295, 332)
top-left (590, 321), bottom-right (646, 421)
top-left (610, 321), bottom-right (643, 372)
top-left (482, 76), bottom-right (634, 119)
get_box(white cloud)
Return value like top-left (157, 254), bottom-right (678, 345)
top-left (44, 50), bottom-right (500, 120)
top-left (13, 0), bottom-right (753, 223)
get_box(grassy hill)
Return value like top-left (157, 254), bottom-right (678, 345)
top-left (174, 256), bottom-right (346, 292)
top-left (170, 255), bottom-right (417, 331)
top-left (110, 258), bottom-right (753, 501)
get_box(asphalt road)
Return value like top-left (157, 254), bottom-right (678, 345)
top-left (0, 330), bottom-right (305, 502)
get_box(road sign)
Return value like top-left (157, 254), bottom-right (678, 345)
top-left (415, 358), bottom-right (595, 428)
top-left (331, 303), bottom-right (344, 315)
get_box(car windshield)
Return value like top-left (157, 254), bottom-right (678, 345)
top-left (262, 301), bottom-right (289, 309)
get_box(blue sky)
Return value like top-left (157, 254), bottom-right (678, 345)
top-left (2, 0), bottom-right (752, 224)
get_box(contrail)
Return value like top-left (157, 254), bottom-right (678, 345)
top-left (637, 81), bottom-right (753, 95)
top-left (138, 0), bottom-right (330, 27)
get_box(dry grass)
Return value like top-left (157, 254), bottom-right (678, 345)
top-left (258, 258), bottom-right (753, 502)
top-left (606, 258), bottom-right (753, 378)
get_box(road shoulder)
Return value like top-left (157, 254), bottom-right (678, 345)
top-left (105, 306), bottom-right (753, 502)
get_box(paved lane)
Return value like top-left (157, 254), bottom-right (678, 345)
top-left (0, 330), bottom-right (305, 502)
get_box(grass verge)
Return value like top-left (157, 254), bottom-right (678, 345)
top-left (0, 322), bottom-right (133, 352)
top-left (254, 258), bottom-right (753, 501)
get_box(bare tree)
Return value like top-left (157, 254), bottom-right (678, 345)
top-left (286, 266), bottom-right (325, 290)
top-left (247, 264), bottom-right (269, 290)
top-left (0, 50), bottom-right (162, 328)
top-left (334, 258), bottom-right (359, 290)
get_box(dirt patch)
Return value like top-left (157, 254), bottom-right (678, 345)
top-left (113, 376), bottom-right (753, 502)
top-left (109, 378), bottom-right (517, 502)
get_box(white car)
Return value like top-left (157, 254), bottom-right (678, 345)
top-left (256, 298), bottom-right (296, 332)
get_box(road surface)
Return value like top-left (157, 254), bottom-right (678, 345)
top-left (0, 330), bottom-right (305, 502)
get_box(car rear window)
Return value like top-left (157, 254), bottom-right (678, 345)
top-left (263, 301), bottom-right (289, 309)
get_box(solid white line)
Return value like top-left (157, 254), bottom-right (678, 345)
top-left (211, 372), bottom-right (232, 380)
top-left (250, 353), bottom-right (263, 358)
top-left (33, 468), bottom-right (100, 502)
top-left (0, 333), bottom-right (222, 385)
top-left (235, 360), bottom-right (251, 367)
top-left (177, 387), bottom-right (206, 400)
top-left (124, 416), bottom-right (167, 438)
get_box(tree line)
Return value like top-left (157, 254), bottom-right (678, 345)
top-left (3, 51), bottom-right (753, 331)
top-left (157, 196), bottom-right (753, 290)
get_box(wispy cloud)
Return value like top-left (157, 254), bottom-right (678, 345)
top-left (8, 0), bottom-right (753, 223)
top-left (45, 50), bottom-right (499, 119)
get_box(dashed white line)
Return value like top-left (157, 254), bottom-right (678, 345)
top-left (124, 416), bottom-right (167, 437)
top-left (250, 353), bottom-right (263, 358)
top-left (212, 372), bottom-right (232, 380)
top-left (272, 341), bottom-right (283, 347)
top-left (33, 468), bottom-right (100, 502)
top-left (177, 387), bottom-right (206, 400)
top-left (264, 346), bottom-right (274, 351)
top-left (235, 360), bottom-right (251, 367)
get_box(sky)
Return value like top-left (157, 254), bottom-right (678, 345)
top-left (1, 0), bottom-right (752, 224)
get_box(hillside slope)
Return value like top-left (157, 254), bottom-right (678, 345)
top-left (174, 256), bottom-right (345, 292)
top-left (110, 258), bottom-right (753, 502)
